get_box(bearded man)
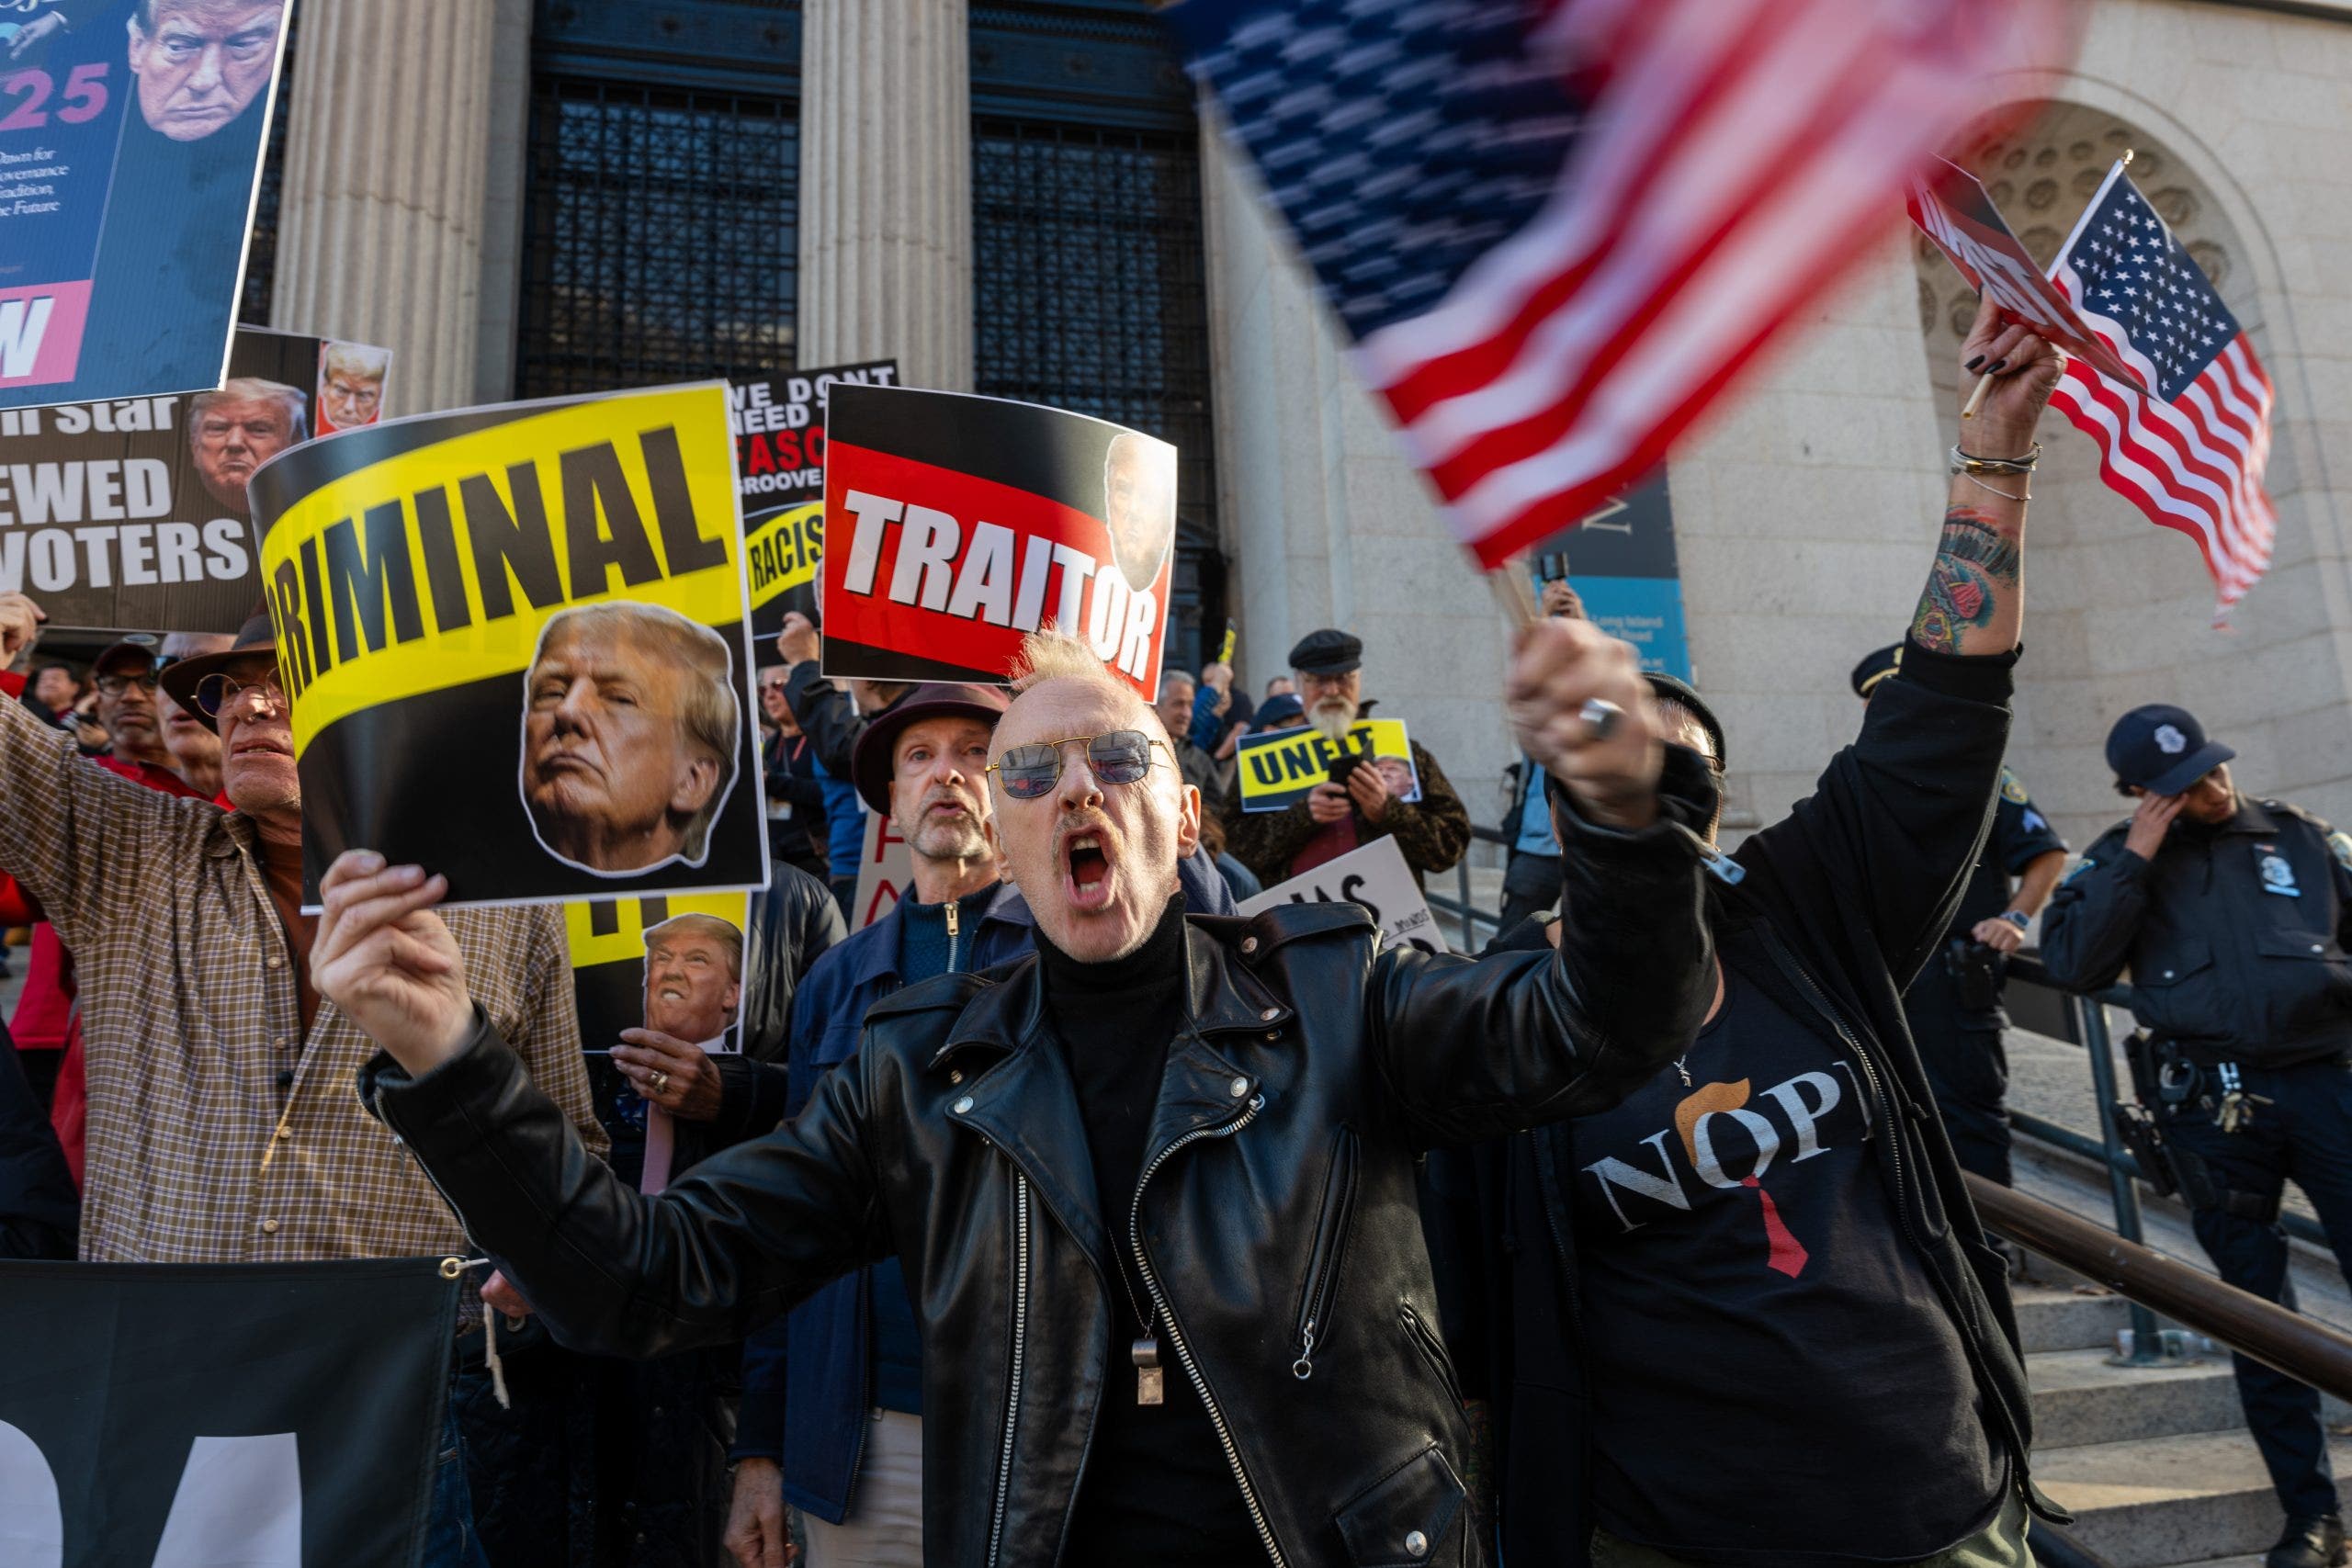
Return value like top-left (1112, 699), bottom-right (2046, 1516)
top-left (1224, 628), bottom-right (1470, 888)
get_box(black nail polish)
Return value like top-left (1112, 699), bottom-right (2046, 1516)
top-left (1965, 355), bottom-right (1985, 371)
top-left (1987, 359), bottom-right (2007, 373)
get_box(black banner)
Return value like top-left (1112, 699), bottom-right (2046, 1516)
top-left (0, 1258), bottom-right (458, 1568)
top-left (729, 358), bottom-right (897, 639)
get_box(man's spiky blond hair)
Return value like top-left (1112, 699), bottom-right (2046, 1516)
top-left (1009, 627), bottom-right (1126, 697)
top-left (1004, 627), bottom-right (1164, 738)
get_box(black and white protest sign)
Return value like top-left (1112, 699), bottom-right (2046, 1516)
top-left (0, 1257), bottom-right (457, 1568)
top-left (1237, 835), bottom-right (1447, 954)
top-left (0, 326), bottom-right (390, 631)
top-left (730, 358), bottom-right (896, 639)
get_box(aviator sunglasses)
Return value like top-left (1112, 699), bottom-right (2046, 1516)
top-left (986, 729), bottom-right (1168, 800)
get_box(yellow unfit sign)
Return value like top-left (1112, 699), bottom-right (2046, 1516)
top-left (1235, 718), bottom-right (1418, 814)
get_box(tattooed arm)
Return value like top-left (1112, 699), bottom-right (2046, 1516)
top-left (1908, 294), bottom-right (2063, 656)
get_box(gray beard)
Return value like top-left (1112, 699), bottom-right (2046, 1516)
top-left (1309, 699), bottom-right (1357, 744)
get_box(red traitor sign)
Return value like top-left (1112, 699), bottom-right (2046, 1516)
top-left (818, 385), bottom-right (1176, 696)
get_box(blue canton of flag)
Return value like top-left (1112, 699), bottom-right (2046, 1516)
top-left (1168, 0), bottom-right (1586, 339)
top-left (2060, 176), bottom-right (2238, 403)
top-left (1164, 0), bottom-right (2075, 567)
top-left (2048, 160), bottom-right (2277, 615)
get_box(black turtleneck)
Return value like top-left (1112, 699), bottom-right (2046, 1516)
top-left (1036, 896), bottom-right (1261, 1563)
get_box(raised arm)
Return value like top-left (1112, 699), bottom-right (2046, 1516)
top-left (1733, 300), bottom-right (2061, 982)
top-left (1371, 620), bottom-right (1715, 1145)
top-left (318, 852), bottom-right (887, 1357)
top-left (0, 593), bottom-right (199, 947)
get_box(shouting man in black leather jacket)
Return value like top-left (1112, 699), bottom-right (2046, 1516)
top-left (314, 615), bottom-right (1714, 1568)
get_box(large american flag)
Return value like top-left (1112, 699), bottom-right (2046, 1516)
top-left (2046, 164), bottom-right (2277, 616)
top-left (1166, 0), bottom-right (2072, 567)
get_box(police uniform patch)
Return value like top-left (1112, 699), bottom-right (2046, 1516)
top-left (2331, 829), bottom-right (2352, 874)
top-left (1999, 768), bottom-right (2029, 806)
top-left (2256, 845), bottom-right (2301, 897)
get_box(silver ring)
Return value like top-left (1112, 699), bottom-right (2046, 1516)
top-left (1579, 698), bottom-right (1623, 739)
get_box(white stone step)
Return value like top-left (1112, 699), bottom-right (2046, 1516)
top-left (2016, 1280), bottom-right (2134, 1354)
top-left (2030, 1348), bottom-right (2249, 1449)
top-left (2033, 1428), bottom-right (2351, 1567)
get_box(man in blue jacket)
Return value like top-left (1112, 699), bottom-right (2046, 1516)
top-left (722, 680), bottom-right (1239, 1566)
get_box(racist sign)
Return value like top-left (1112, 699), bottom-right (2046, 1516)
top-left (0, 0), bottom-right (294, 411)
top-left (819, 385), bottom-right (1176, 696)
top-left (851, 808), bottom-right (914, 932)
top-left (0, 1257), bottom-right (455, 1568)
top-left (0, 326), bottom-right (388, 631)
top-left (1235, 717), bottom-right (1419, 815)
top-left (730, 358), bottom-right (896, 639)
top-left (246, 382), bottom-right (770, 909)
top-left (1237, 836), bottom-right (1445, 954)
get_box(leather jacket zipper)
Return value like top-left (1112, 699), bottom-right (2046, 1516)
top-left (946, 898), bottom-right (961, 972)
top-left (1291, 1127), bottom-right (1360, 1380)
top-left (1128, 1090), bottom-right (1284, 1567)
top-left (1755, 927), bottom-right (2039, 1490)
top-left (987, 1169), bottom-right (1033, 1568)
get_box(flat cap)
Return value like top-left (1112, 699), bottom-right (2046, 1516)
top-left (1287, 628), bottom-right (1362, 675)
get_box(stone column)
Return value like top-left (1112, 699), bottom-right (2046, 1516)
top-left (796, 0), bottom-right (973, 391)
top-left (267, 0), bottom-right (523, 416)
top-left (1199, 123), bottom-right (1514, 813)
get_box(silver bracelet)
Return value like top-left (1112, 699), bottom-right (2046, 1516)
top-left (1958, 469), bottom-right (2029, 504)
top-left (1947, 442), bottom-right (2041, 472)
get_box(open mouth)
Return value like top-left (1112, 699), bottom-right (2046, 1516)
top-left (1064, 829), bottom-right (1114, 912)
top-left (232, 739), bottom-right (290, 759)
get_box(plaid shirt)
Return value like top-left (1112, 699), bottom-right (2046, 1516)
top-left (0, 694), bottom-right (607, 1268)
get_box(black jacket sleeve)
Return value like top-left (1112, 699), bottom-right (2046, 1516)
top-left (2038, 827), bottom-right (2144, 993)
top-left (784, 663), bottom-right (864, 779)
top-left (1369, 744), bottom-right (1718, 1145)
top-left (0, 1023), bottom-right (77, 1261)
top-left (364, 1014), bottom-right (888, 1359)
top-left (1733, 643), bottom-right (2018, 991)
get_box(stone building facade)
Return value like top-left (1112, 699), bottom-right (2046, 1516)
top-left (255, 0), bottom-right (2352, 850)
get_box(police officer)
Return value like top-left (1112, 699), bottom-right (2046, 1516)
top-left (1853, 644), bottom-right (2068, 1189)
top-left (2042, 704), bottom-right (2352, 1568)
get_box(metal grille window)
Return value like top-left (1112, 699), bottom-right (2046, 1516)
top-left (974, 118), bottom-right (1222, 668)
top-left (516, 78), bottom-right (798, 397)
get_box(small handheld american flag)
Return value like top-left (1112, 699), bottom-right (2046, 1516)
top-left (2046, 163), bottom-right (2277, 617)
top-left (1164, 0), bottom-right (2074, 569)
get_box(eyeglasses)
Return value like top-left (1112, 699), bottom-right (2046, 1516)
top-left (986, 730), bottom-right (1166, 800)
top-left (95, 671), bottom-right (161, 696)
top-left (194, 669), bottom-right (288, 719)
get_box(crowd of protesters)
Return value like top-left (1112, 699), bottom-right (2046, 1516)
top-left (6, 299), bottom-right (2352, 1568)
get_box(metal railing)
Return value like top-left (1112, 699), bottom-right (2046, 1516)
top-left (1426, 823), bottom-right (1513, 950)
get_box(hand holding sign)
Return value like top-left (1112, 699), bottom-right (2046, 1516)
top-left (311, 850), bottom-right (474, 1077)
top-left (1507, 617), bottom-right (1662, 831)
top-left (1344, 761), bottom-right (1391, 822)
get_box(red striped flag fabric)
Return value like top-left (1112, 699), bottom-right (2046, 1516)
top-left (2044, 162), bottom-right (2277, 617)
top-left (1168, 0), bottom-right (2074, 566)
